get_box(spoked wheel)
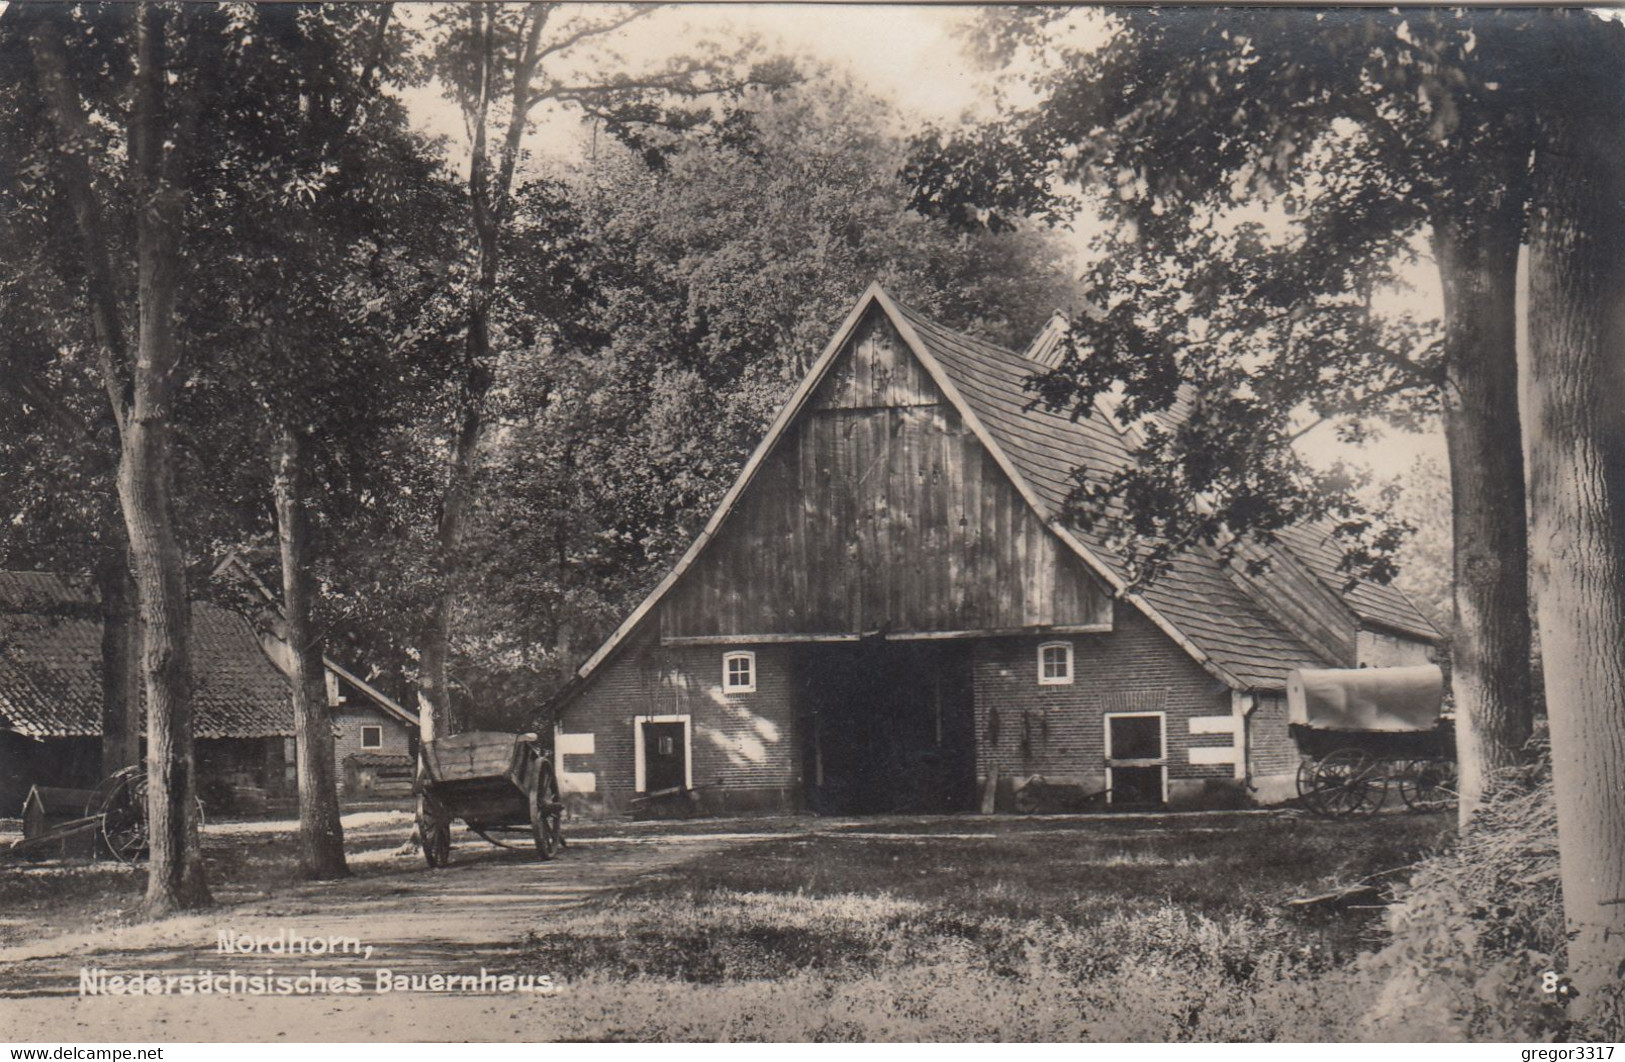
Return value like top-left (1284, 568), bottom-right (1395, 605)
top-left (417, 791), bottom-right (452, 868)
top-left (98, 767), bottom-right (148, 865)
top-left (1304, 748), bottom-right (1389, 818)
top-left (529, 761), bottom-right (564, 862)
top-left (1397, 758), bottom-right (1457, 813)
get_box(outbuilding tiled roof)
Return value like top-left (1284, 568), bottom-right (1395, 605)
top-left (0, 574), bottom-right (294, 739)
top-left (1273, 524), bottom-right (1441, 641)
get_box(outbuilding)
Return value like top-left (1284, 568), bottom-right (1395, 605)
top-left (0, 571), bottom-right (418, 813)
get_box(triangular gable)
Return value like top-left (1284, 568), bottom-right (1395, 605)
top-left (658, 305), bottom-right (1112, 639)
top-left (570, 284), bottom-right (1269, 692)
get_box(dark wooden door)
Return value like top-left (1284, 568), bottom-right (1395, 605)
top-left (642, 722), bottom-right (686, 793)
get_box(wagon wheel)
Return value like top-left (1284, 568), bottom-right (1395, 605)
top-left (417, 791), bottom-right (452, 868)
top-left (1295, 758), bottom-right (1319, 804)
top-left (529, 761), bottom-right (564, 862)
top-left (98, 767), bottom-right (148, 865)
top-left (1397, 758), bottom-right (1456, 813)
top-left (1305, 748), bottom-right (1389, 818)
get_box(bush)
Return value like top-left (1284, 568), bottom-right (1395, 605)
top-left (1356, 732), bottom-right (1620, 1040)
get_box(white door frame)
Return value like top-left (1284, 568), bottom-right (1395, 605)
top-left (1103, 710), bottom-right (1168, 804)
top-left (633, 714), bottom-right (693, 793)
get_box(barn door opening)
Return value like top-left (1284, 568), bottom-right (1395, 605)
top-left (636, 717), bottom-right (689, 794)
top-left (796, 641), bottom-right (975, 814)
top-left (1105, 712), bottom-right (1167, 806)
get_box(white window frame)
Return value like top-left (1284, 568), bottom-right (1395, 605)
top-left (633, 714), bottom-right (693, 793)
top-left (1037, 640), bottom-right (1074, 686)
top-left (359, 724), bottom-right (383, 750)
top-left (722, 650), bottom-right (757, 693)
top-left (1103, 710), bottom-right (1168, 804)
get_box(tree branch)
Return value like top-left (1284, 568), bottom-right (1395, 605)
top-left (532, 5), bottom-right (656, 66)
top-left (334, 3), bottom-right (394, 137)
top-left (26, 11), bottom-right (133, 432)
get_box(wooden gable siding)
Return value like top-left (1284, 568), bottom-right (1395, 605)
top-left (658, 311), bottom-right (1113, 641)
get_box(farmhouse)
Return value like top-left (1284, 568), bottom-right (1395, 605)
top-left (0, 571), bottom-right (418, 813)
top-left (552, 285), bottom-right (1441, 815)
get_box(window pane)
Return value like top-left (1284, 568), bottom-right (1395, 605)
top-left (1109, 716), bottom-right (1162, 760)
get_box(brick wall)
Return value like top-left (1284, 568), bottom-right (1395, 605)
top-left (1245, 691), bottom-right (1300, 803)
top-left (971, 608), bottom-right (1239, 803)
top-left (560, 607), bottom-right (1309, 813)
top-left (332, 707), bottom-right (411, 765)
top-left (558, 630), bottom-right (800, 813)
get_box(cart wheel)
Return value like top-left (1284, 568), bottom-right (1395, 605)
top-left (1306, 748), bottom-right (1388, 818)
top-left (418, 792), bottom-right (452, 868)
top-left (1294, 758), bottom-right (1319, 804)
top-left (99, 768), bottom-right (148, 865)
top-left (530, 762), bottom-right (563, 862)
top-left (1397, 758), bottom-right (1456, 813)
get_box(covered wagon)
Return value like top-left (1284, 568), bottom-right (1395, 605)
top-left (1286, 665), bottom-right (1456, 817)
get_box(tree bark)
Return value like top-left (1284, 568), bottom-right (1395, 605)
top-left (1525, 94), bottom-right (1625, 1022)
top-left (418, 5), bottom-right (548, 741)
top-left (30, 0), bottom-right (209, 916)
top-left (274, 428), bottom-right (349, 880)
top-left (1431, 197), bottom-right (1535, 823)
top-left (95, 547), bottom-right (141, 777)
top-left (126, 2), bottom-right (208, 915)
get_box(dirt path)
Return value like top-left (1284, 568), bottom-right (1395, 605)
top-left (0, 828), bottom-right (759, 1041)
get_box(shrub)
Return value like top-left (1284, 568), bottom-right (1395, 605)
top-left (1356, 732), bottom-right (1620, 1040)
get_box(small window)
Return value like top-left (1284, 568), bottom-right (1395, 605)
top-left (1037, 641), bottom-right (1073, 686)
top-left (723, 651), bottom-right (756, 693)
top-left (360, 725), bottom-right (383, 749)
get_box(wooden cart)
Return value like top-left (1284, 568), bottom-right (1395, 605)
top-left (3, 765), bottom-right (199, 865)
top-left (415, 731), bottom-right (563, 867)
top-left (1287, 665), bottom-right (1457, 818)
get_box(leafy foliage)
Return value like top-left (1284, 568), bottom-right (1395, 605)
top-left (449, 76), bottom-right (1080, 721)
top-left (899, 8), bottom-right (1575, 590)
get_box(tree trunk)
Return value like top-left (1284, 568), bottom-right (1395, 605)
top-left (29, 0), bottom-right (208, 914)
top-left (127, 2), bottom-right (207, 916)
top-left (274, 427), bottom-right (349, 880)
top-left (1432, 202), bottom-right (1535, 823)
top-left (95, 547), bottom-right (141, 777)
top-left (1525, 100), bottom-right (1625, 1023)
top-left (418, 5), bottom-right (549, 742)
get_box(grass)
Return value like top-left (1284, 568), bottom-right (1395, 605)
top-left (1, 806), bottom-right (1463, 1039)
top-left (519, 810), bottom-right (1456, 1041)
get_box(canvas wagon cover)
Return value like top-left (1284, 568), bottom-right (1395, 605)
top-left (1286, 665), bottom-right (1444, 732)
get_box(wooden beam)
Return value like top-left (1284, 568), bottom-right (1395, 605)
top-left (659, 622), bottom-right (1116, 647)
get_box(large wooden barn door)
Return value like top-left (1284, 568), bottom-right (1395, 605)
top-left (796, 641), bottom-right (975, 814)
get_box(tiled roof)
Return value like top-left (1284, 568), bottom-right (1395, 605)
top-left (893, 301), bottom-right (1333, 689)
top-left (0, 574), bottom-right (294, 739)
top-left (0, 571), bottom-right (98, 611)
top-left (1274, 524), bottom-right (1441, 640)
